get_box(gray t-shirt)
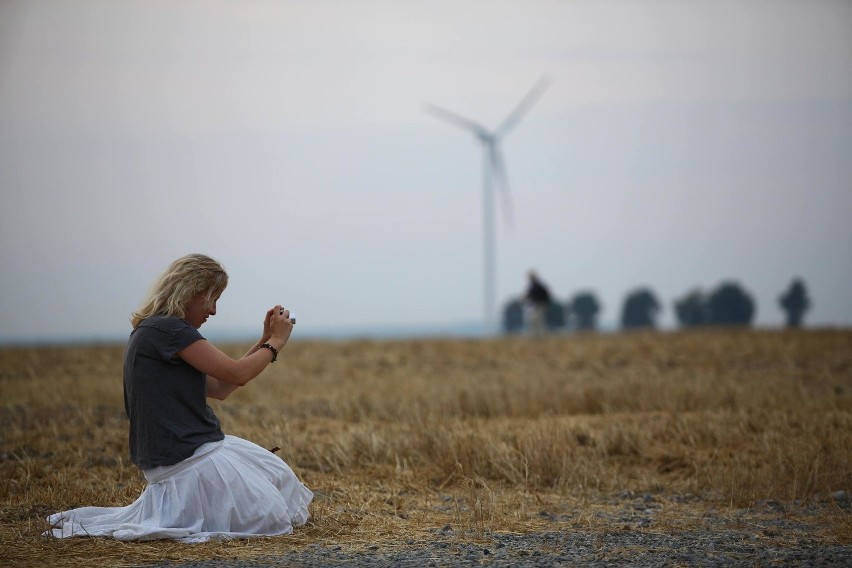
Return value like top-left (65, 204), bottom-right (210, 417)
top-left (123, 314), bottom-right (224, 469)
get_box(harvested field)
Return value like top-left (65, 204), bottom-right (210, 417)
top-left (1, 328), bottom-right (851, 566)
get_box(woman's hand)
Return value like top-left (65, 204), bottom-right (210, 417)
top-left (246, 305), bottom-right (292, 364)
top-left (179, 304), bottom-right (295, 388)
top-left (260, 307), bottom-right (275, 344)
top-left (269, 305), bottom-right (294, 344)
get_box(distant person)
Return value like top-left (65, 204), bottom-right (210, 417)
top-left (47, 254), bottom-right (312, 542)
top-left (778, 278), bottom-right (811, 328)
top-left (525, 270), bottom-right (552, 337)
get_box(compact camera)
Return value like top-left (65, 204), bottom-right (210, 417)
top-left (279, 308), bottom-right (296, 324)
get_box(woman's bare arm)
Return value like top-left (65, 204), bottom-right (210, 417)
top-left (178, 306), bottom-right (293, 389)
top-left (179, 339), bottom-right (282, 386)
top-left (206, 375), bottom-right (241, 400)
top-left (204, 339), bottom-right (279, 400)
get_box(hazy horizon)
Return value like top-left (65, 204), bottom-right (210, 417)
top-left (2, 0), bottom-right (851, 344)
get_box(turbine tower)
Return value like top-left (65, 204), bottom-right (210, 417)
top-left (425, 77), bottom-right (550, 333)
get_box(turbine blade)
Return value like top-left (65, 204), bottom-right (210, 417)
top-left (495, 76), bottom-right (551, 138)
top-left (489, 144), bottom-right (515, 228)
top-left (423, 103), bottom-right (489, 137)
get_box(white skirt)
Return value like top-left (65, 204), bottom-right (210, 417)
top-left (46, 435), bottom-right (313, 543)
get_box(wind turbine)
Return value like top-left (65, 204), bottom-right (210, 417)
top-left (425, 77), bottom-right (550, 333)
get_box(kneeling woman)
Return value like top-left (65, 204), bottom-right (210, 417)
top-left (48, 254), bottom-right (313, 542)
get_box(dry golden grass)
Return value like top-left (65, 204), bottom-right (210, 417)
top-left (1, 328), bottom-right (850, 566)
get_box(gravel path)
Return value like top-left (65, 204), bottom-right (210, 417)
top-left (149, 493), bottom-right (852, 567)
top-left (151, 530), bottom-right (851, 568)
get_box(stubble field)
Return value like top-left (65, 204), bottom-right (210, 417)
top-left (1, 328), bottom-right (850, 566)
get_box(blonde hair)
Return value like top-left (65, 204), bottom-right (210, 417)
top-left (131, 254), bottom-right (228, 328)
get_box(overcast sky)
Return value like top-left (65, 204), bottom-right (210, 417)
top-left (2, 0), bottom-right (851, 343)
